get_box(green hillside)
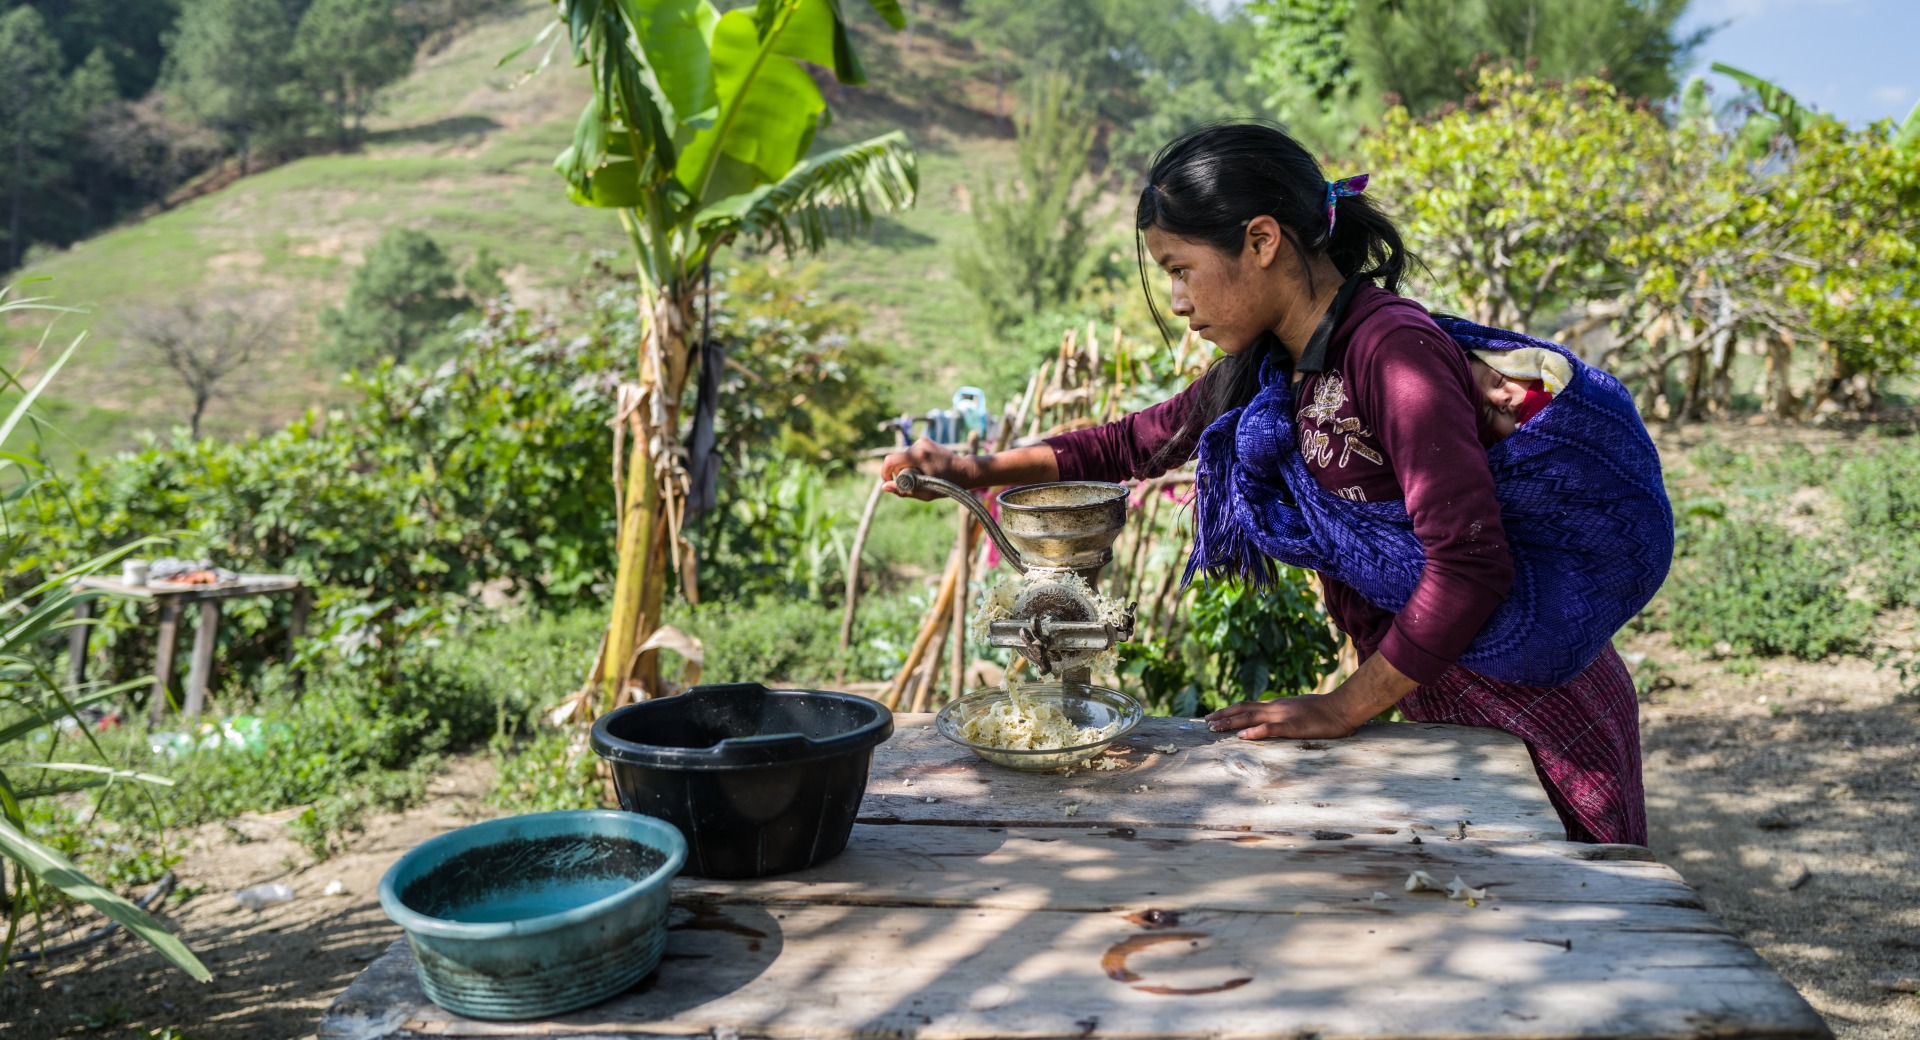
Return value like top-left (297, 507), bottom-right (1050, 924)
top-left (5, 0), bottom-right (1013, 458)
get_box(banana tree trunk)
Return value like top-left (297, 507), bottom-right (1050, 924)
top-left (602, 289), bottom-right (696, 708)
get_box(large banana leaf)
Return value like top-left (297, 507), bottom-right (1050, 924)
top-left (694, 131), bottom-right (918, 254)
top-left (1712, 62), bottom-right (1818, 141)
top-left (1895, 99), bottom-right (1920, 154)
top-left (676, 7), bottom-right (829, 201)
top-left (0, 818), bottom-right (210, 981)
top-left (618, 0), bottom-right (717, 128)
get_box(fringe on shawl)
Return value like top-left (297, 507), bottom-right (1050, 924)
top-left (1184, 410), bottom-right (1284, 590)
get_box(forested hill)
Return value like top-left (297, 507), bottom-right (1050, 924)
top-left (1, 0), bottom-right (1065, 455)
top-left (1, 0), bottom-right (1703, 457)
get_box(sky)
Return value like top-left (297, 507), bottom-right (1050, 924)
top-left (1670, 0), bottom-right (1915, 124)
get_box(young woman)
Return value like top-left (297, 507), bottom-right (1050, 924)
top-left (882, 122), bottom-right (1646, 845)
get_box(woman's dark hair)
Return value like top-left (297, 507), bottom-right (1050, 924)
top-left (1136, 121), bottom-right (1413, 468)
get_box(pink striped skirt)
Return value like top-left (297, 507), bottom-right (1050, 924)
top-left (1398, 646), bottom-right (1647, 845)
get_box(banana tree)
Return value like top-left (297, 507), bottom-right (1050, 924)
top-left (542, 0), bottom-right (917, 708)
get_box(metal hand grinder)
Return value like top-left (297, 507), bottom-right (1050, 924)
top-left (894, 471), bottom-right (1137, 685)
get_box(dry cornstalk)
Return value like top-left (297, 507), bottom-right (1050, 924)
top-left (883, 541), bottom-right (961, 708)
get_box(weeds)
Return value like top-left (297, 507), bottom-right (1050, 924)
top-left (1664, 517), bottom-right (1871, 660)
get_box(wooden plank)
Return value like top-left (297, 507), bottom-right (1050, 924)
top-left (864, 716), bottom-right (1564, 841)
top-left (148, 597), bottom-right (183, 723)
top-left (182, 599), bottom-right (221, 717)
top-left (332, 898), bottom-right (1828, 1040)
top-left (671, 825), bottom-right (1696, 915)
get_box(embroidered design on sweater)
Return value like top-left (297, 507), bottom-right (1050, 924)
top-left (1298, 370), bottom-right (1383, 474)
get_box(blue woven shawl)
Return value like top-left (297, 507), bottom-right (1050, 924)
top-left (1186, 316), bottom-right (1674, 687)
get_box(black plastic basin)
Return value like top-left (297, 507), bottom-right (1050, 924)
top-left (589, 683), bottom-right (893, 879)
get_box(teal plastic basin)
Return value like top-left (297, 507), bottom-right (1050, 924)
top-left (378, 810), bottom-right (687, 1020)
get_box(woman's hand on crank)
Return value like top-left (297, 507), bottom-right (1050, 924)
top-left (1205, 695), bottom-right (1360, 740)
top-left (882, 439), bottom-right (978, 500)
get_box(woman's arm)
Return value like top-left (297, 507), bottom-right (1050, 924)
top-left (881, 441), bottom-right (1057, 499)
top-left (880, 376), bottom-right (1207, 498)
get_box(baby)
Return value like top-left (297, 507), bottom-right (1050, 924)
top-left (1468, 348), bottom-right (1567, 444)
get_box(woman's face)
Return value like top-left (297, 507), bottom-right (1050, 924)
top-left (1143, 224), bottom-right (1288, 356)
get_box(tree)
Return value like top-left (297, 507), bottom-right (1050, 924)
top-left (1361, 69), bottom-right (1658, 333)
top-left (161, 0), bottom-right (296, 172)
top-left (291, 0), bottom-right (415, 150)
top-left (123, 291), bottom-right (282, 437)
top-left (1364, 68), bottom-right (1920, 423)
top-left (0, 6), bottom-right (71, 269)
top-left (33, 0), bottom-right (180, 98)
top-left (1250, 0), bottom-right (1704, 150)
top-left (66, 47), bottom-right (121, 235)
top-left (319, 228), bottom-right (470, 366)
top-left (956, 72), bottom-right (1102, 328)
top-left (961, 0), bottom-right (1265, 167)
top-left (543, 0), bottom-right (918, 707)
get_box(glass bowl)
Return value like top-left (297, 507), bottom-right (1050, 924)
top-left (934, 682), bottom-right (1145, 771)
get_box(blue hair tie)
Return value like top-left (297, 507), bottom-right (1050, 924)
top-left (1325, 174), bottom-right (1369, 234)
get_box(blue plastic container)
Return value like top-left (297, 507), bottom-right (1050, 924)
top-left (378, 810), bottom-right (686, 1020)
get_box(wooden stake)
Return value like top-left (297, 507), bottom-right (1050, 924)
top-left (884, 550), bottom-right (956, 708)
top-left (911, 593), bottom-right (949, 713)
top-left (949, 506), bottom-right (971, 704)
top-left (838, 474), bottom-right (888, 666)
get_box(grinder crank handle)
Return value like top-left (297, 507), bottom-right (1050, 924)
top-left (893, 469), bottom-right (1028, 574)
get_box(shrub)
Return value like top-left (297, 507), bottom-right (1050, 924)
top-left (1118, 570), bottom-right (1340, 717)
top-left (1662, 517), bottom-right (1872, 660)
top-left (1832, 442), bottom-right (1920, 608)
top-left (319, 228), bottom-right (474, 366)
top-left (668, 597), bottom-right (846, 687)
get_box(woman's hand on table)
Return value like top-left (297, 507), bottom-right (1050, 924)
top-left (1205, 652), bottom-right (1420, 740)
top-left (1205, 694), bottom-right (1358, 740)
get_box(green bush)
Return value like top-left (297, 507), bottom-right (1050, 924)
top-left (1118, 570), bottom-right (1340, 717)
top-left (1663, 517), bottom-right (1872, 660)
top-left (488, 729), bottom-right (606, 815)
top-left (668, 597), bottom-right (845, 686)
top-left (1833, 442), bottom-right (1920, 608)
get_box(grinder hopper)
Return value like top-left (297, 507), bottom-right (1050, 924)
top-left (893, 471), bottom-right (1136, 681)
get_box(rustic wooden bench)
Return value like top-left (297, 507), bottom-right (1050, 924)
top-left (320, 714), bottom-right (1829, 1040)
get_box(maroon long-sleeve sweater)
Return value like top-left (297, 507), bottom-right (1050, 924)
top-left (1045, 285), bottom-right (1514, 684)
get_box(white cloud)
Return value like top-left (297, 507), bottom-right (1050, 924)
top-left (1871, 85), bottom-right (1915, 106)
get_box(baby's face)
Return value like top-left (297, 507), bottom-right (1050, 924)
top-left (1469, 358), bottom-right (1528, 439)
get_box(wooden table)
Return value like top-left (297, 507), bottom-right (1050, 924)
top-left (321, 716), bottom-right (1830, 1040)
top-left (68, 575), bottom-right (309, 720)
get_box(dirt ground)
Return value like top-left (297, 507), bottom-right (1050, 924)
top-left (1629, 627), bottom-right (1920, 1040)
top-left (0, 759), bottom-right (503, 1039)
top-left (3, 654), bottom-right (1916, 1039)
